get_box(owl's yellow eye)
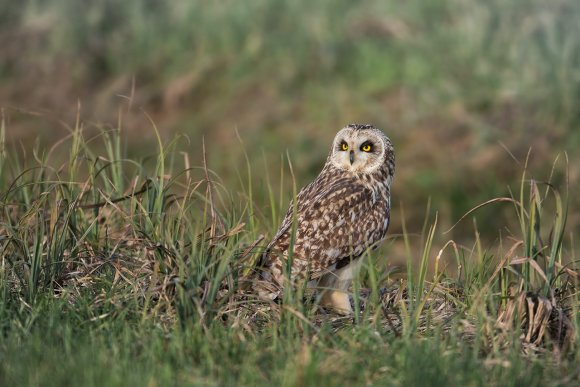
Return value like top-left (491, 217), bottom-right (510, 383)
top-left (341, 142), bottom-right (349, 151)
top-left (361, 144), bottom-right (372, 152)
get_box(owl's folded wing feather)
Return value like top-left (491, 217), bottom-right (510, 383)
top-left (265, 177), bottom-right (390, 281)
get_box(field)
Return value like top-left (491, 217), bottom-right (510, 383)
top-left (1, 1), bottom-right (579, 386)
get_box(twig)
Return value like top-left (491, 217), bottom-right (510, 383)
top-left (77, 179), bottom-right (152, 209)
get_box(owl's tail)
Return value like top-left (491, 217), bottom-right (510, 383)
top-left (240, 270), bottom-right (281, 302)
top-left (238, 248), bottom-right (282, 302)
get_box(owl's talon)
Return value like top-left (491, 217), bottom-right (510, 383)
top-left (320, 290), bottom-right (353, 315)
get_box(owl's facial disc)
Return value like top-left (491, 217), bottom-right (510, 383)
top-left (331, 128), bottom-right (385, 173)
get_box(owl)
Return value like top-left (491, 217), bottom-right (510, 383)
top-left (254, 124), bottom-right (395, 313)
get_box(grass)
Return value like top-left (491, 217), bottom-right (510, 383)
top-left (0, 123), bottom-right (578, 386)
top-left (0, 309), bottom-right (572, 386)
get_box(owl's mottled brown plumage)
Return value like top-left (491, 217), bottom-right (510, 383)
top-left (256, 124), bottom-right (395, 312)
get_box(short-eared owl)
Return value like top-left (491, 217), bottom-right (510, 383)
top-left (256, 124), bottom-right (395, 313)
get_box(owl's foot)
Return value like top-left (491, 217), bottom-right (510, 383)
top-left (320, 290), bottom-right (352, 315)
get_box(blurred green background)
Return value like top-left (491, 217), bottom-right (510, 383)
top-left (1, 0), bottom-right (579, 260)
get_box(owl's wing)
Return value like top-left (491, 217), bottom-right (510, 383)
top-left (265, 177), bottom-right (390, 281)
top-left (265, 178), bottom-right (324, 251)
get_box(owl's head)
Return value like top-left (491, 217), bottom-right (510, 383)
top-left (329, 124), bottom-right (395, 176)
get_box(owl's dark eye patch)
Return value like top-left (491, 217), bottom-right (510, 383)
top-left (360, 141), bottom-right (374, 152)
top-left (339, 141), bottom-right (349, 151)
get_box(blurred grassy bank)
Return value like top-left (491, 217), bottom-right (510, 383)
top-left (1, 0), bottom-right (579, 256)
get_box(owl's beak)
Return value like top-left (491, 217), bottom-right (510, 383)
top-left (349, 151), bottom-right (355, 165)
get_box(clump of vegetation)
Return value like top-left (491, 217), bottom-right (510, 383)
top-left (0, 119), bottom-right (577, 385)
